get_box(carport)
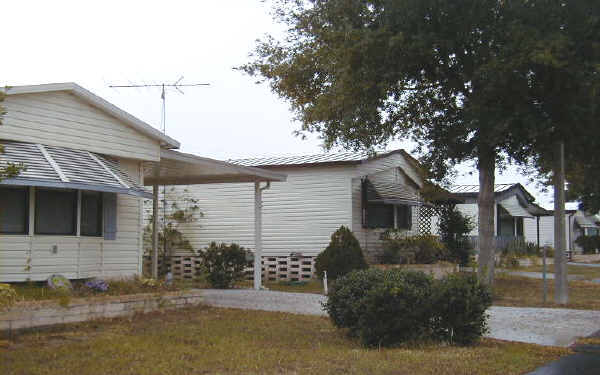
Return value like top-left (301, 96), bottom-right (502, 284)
top-left (143, 149), bottom-right (287, 289)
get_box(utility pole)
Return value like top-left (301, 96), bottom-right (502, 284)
top-left (554, 141), bottom-right (568, 305)
top-left (110, 77), bottom-right (209, 278)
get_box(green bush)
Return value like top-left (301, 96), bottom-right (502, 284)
top-left (324, 269), bottom-right (491, 347)
top-left (199, 242), bottom-right (249, 288)
top-left (437, 207), bottom-right (474, 266)
top-left (315, 226), bottom-right (367, 280)
top-left (575, 235), bottom-right (600, 254)
top-left (380, 235), bottom-right (448, 265)
top-left (432, 273), bottom-right (492, 345)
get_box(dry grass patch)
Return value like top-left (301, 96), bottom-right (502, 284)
top-left (513, 264), bottom-right (600, 281)
top-left (493, 275), bottom-right (600, 310)
top-left (0, 305), bottom-right (568, 375)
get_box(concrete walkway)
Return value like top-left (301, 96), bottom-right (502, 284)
top-left (201, 289), bottom-right (600, 347)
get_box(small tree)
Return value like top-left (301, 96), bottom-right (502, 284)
top-left (437, 207), bottom-right (475, 266)
top-left (315, 226), bottom-right (367, 280)
top-left (144, 187), bottom-right (202, 275)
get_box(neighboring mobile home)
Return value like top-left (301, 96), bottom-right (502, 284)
top-left (164, 151), bottom-right (426, 264)
top-left (448, 183), bottom-right (599, 253)
top-left (0, 83), bottom-right (285, 283)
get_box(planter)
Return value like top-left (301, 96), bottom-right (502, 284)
top-left (0, 289), bottom-right (203, 332)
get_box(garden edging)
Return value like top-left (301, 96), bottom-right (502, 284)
top-left (0, 289), bottom-right (204, 331)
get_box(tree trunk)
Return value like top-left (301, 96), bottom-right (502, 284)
top-left (554, 141), bottom-right (569, 304)
top-left (477, 148), bottom-right (496, 285)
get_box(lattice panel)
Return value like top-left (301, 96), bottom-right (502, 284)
top-left (418, 205), bottom-right (441, 235)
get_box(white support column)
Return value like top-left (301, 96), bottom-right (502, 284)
top-left (254, 181), bottom-right (271, 290)
top-left (152, 184), bottom-right (159, 279)
top-left (254, 182), bottom-right (263, 290)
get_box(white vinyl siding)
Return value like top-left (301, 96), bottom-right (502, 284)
top-left (158, 166), bottom-right (354, 257)
top-left (1, 92), bottom-right (160, 161)
top-left (0, 158), bottom-right (144, 282)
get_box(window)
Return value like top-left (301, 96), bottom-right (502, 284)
top-left (81, 191), bottom-right (103, 236)
top-left (35, 188), bottom-right (77, 235)
top-left (0, 187), bottom-right (29, 234)
top-left (366, 203), bottom-right (395, 229)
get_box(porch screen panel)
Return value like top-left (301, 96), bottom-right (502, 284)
top-left (35, 189), bottom-right (77, 235)
top-left (0, 187), bottom-right (28, 234)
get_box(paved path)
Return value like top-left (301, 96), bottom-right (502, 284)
top-left (200, 289), bottom-right (600, 347)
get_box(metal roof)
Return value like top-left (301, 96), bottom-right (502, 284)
top-left (230, 149), bottom-right (409, 168)
top-left (2, 83), bottom-right (180, 149)
top-left (449, 184), bottom-right (516, 194)
top-left (143, 149), bottom-right (287, 186)
top-left (0, 140), bottom-right (150, 198)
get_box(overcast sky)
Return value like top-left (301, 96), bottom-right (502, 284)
top-left (3, 0), bottom-right (569, 209)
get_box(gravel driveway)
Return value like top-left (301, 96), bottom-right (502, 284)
top-left (200, 289), bottom-right (600, 347)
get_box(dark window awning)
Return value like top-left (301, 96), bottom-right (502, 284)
top-left (0, 141), bottom-right (150, 198)
top-left (363, 177), bottom-right (422, 206)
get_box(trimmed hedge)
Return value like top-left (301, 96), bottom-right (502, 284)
top-left (200, 242), bottom-right (249, 288)
top-left (315, 226), bottom-right (368, 280)
top-left (380, 234), bottom-right (448, 265)
top-left (324, 269), bottom-right (491, 347)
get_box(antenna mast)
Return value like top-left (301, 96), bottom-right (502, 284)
top-left (109, 76), bottom-right (210, 134)
top-left (109, 77), bottom-right (209, 278)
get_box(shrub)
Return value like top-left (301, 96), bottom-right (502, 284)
top-left (200, 242), bottom-right (249, 288)
top-left (380, 234), bottom-right (448, 265)
top-left (315, 226), bottom-right (367, 280)
top-left (432, 273), bottom-right (492, 345)
top-left (437, 207), bottom-right (474, 266)
top-left (0, 283), bottom-right (18, 310)
top-left (575, 235), bottom-right (600, 254)
top-left (324, 269), bottom-right (491, 347)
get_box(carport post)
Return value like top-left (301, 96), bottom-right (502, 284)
top-left (254, 181), bottom-right (271, 290)
top-left (152, 184), bottom-right (159, 279)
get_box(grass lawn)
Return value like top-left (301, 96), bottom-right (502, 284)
top-left (513, 264), bottom-right (600, 281)
top-left (493, 275), bottom-right (600, 310)
top-left (0, 305), bottom-right (569, 375)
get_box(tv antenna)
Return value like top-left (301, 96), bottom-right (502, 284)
top-left (109, 77), bottom-right (210, 276)
top-left (109, 76), bottom-right (210, 134)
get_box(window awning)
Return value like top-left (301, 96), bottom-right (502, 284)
top-left (498, 195), bottom-right (534, 218)
top-left (143, 149), bottom-right (287, 186)
top-left (363, 177), bottom-right (422, 206)
top-left (0, 141), bottom-right (150, 198)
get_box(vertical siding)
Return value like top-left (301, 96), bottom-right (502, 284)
top-left (1, 92), bottom-right (160, 161)
top-left (0, 158), bottom-right (144, 282)
top-left (158, 166), bottom-right (354, 256)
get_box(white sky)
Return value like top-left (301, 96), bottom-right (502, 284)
top-left (2, 0), bottom-right (569, 209)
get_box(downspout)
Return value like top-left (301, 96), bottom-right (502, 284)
top-left (254, 181), bottom-right (271, 290)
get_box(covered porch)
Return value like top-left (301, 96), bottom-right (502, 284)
top-left (143, 149), bottom-right (286, 289)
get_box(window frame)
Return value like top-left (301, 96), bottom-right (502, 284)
top-left (0, 186), bottom-right (30, 235)
top-left (80, 191), bottom-right (104, 237)
top-left (34, 188), bottom-right (78, 236)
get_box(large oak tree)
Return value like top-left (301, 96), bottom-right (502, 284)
top-left (241, 0), bottom-right (599, 290)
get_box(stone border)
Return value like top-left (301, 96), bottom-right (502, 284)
top-left (0, 289), bottom-right (204, 331)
